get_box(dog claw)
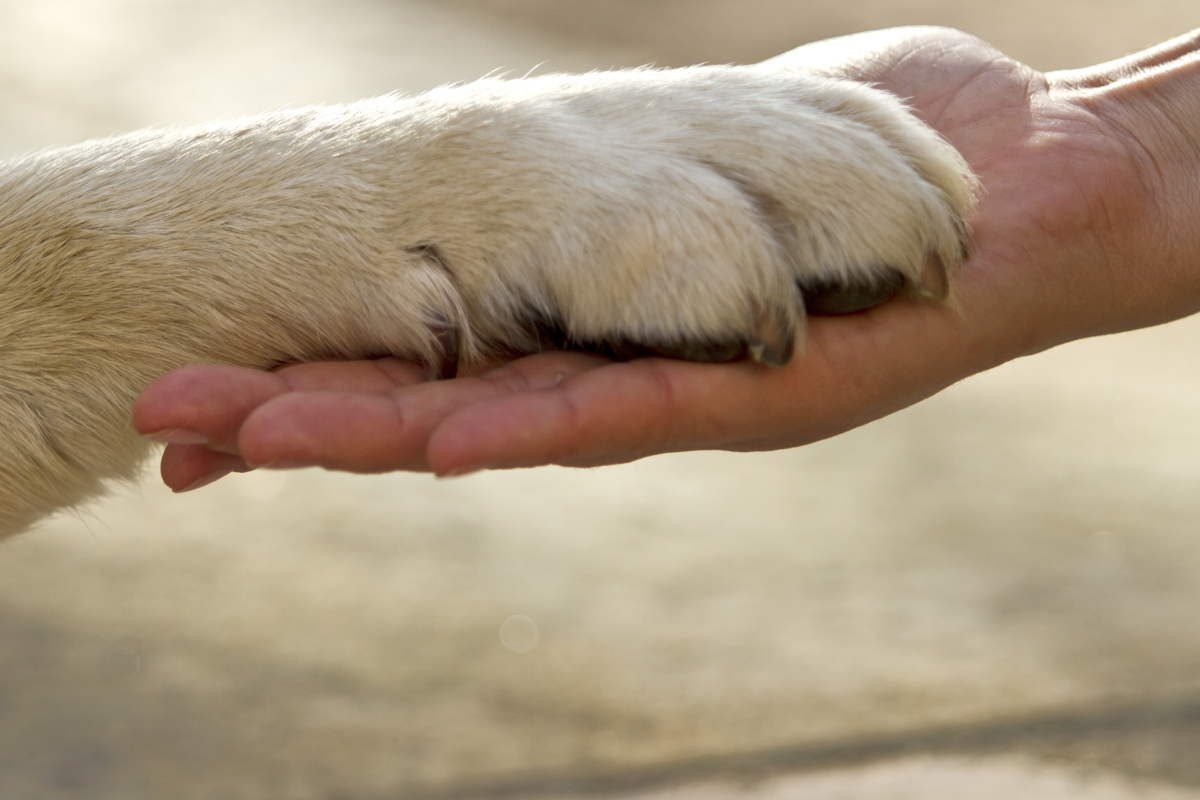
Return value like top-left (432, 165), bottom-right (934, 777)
top-left (430, 319), bottom-right (460, 380)
top-left (749, 305), bottom-right (796, 367)
top-left (915, 254), bottom-right (951, 301)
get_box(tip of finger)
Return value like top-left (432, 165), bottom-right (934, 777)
top-left (132, 365), bottom-right (290, 434)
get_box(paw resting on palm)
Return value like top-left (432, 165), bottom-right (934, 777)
top-left (0, 63), bottom-right (977, 534)
top-left (406, 66), bottom-right (978, 373)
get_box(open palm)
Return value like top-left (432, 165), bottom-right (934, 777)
top-left (134, 26), bottom-right (1195, 489)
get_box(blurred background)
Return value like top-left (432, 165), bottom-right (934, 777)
top-left (1, 2), bottom-right (1199, 799)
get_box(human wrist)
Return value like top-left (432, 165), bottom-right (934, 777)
top-left (1055, 32), bottom-right (1200, 327)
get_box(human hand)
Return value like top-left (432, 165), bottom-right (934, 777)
top-left (133, 26), bottom-right (1200, 490)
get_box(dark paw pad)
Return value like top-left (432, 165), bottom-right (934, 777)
top-left (800, 270), bottom-right (906, 315)
top-left (523, 314), bottom-right (754, 364)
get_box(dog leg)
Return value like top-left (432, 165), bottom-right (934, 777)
top-left (0, 65), bottom-right (976, 534)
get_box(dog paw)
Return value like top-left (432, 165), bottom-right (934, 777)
top-left (388, 66), bottom-right (978, 370)
top-left (0, 64), bottom-right (977, 533)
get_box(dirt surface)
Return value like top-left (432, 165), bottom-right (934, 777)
top-left (1, 2), bottom-right (1200, 799)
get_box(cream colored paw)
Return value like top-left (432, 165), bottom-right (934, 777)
top-left (400, 66), bottom-right (978, 368)
top-left (0, 64), bottom-right (977, 534)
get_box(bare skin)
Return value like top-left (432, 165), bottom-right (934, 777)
top-left (132, 26), bottom-right (1200, 491)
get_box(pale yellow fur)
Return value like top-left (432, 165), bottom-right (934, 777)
top-left (0, 65), bottom-right (977, 535)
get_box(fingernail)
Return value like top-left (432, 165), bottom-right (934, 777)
top-left (250, 460), bottom-right (316, 470)
top-left (176, 467), bottom-right (233, 493)
top-left (144, 428), bottom-right (209, 445)
top-left (437, 465), bottom-right (485, 479)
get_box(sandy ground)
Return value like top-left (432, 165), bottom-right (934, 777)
top-left (1, 2), bottom-right (1200, 799)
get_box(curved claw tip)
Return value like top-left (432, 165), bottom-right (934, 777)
top-left (915, 254), bottom-right (951, 302)
top-left (749, 306), bottom-right (796, 367)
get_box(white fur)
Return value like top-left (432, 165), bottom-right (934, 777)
top-left (0, 65), bottom-right (977, 535)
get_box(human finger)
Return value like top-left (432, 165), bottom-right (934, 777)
top-left (134, 358), bottom-right (428, 454)
top-left (237, 351), bottom-right (611, 472)
top-left (133, 364), bottom-right (292, 454)
top-left (159, 444), bottom-right (251, 493)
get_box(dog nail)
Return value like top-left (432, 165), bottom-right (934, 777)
top-left (176, 468), bottom-right (233, 493)
top-left (749, 304), bottom-right (796, 367)
top-left (144, 428), bottom-right (209, 445)
top-left (916, 254), bottom-right (951, 301)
